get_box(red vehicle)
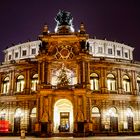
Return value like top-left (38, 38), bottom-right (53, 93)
top-left (0, 120), bottom-right (9, 132)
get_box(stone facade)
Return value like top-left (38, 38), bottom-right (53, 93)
top-left (0, 11), bottom-right (140, 136)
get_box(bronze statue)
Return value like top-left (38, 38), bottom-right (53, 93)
top-left (55, 10), bottom-right (73, 26)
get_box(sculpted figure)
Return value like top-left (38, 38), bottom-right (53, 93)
top-left (55, 10), bottom-right (73, 26)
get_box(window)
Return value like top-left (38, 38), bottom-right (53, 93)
top-left (2, 77), bottom-right (10, 94)
top-left (15, 52), bottom-right (18, 58)
top-left (91, 107), bottom-right (100, 117)
top-left (98, 47), bottom-right (102, 53)
top-left (31, 74), bottom-right (38, 91)
top-left (16, 75), bottom-right (24, 92)
top-left (30, 107), bottom-right (37, 117)
top-left (117, 50), bottom-right (121, 56)
top-left (22, 50), bottom-right (27, 56)
top-left (126, 108), bottom-right (133, 117)
top-left (125, 52), bottom-right (128, 58)
top-left (8, 55), bottom-right (11, 60)
top-left (15, 108), bottom-right (23, 117)
top-left (90, 73), bottom-right (99, 90)
top-left (137, 77), bottom-right (140, 93)
top-left (108, 48), bottom-right (112, 55)
top-left (0, 109), bottom-right (6, 120)
top-left (123, 75), bottom-right (130, 92)
top-left (107, 74), bottom-right (116, 91)
top-left (31, 48), bottom-right (36, 55)
top-left (107, 107), bottom-right (117, 117)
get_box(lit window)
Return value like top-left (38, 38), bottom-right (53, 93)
top-left (107, 107), bottom-right (117, 117)
top-left (107, 74), bottom-right (116, 91)
top-left (90, 73), bottom-right (99, 90)
top-left (137, 77), bottom-right (140, 93)
top-left (108, 48), bottom-right (112, 55)
top-left (98, 47), bottom-right (102, 53)
top-left (126, 108), bottom-right (133, 117)
top-left (15, 108), bottom-right (23, 117)
top-left (2, 77), bottom-right (10, 94)
top-left (30, 107), bottom-right (37, 117)
top-left (123, 75), bottom-right (130, 92)
top-left (31, 74), bottom-right (38, 91)
top-left (117, 50), bottom-right (121, 56)
top-left (22, 50), bottom-right (27, 56)
top-left (15, 52), bottom-right (18, 58)
top-left (31, 48), bottom-right (36, 55)
top-left (0, 109), bottom-right (6, 120)
top-left (16, 75), bottom-right (24, 92)
top-left (91, 107), bottom-right (100, 117)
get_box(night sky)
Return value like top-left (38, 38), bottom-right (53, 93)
top-left (0, 0), bottom-right (139, 61)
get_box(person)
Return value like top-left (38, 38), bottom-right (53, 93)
top-left (58, 125), bottom-right (61, 132)
top-left (65, 123), bottom-right (69, 131)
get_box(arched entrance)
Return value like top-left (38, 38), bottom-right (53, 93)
top-left (53, 99), bottom-right (73, 133)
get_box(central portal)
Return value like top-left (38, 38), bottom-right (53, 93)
top-left (53, 99), bottom-right (73, 133)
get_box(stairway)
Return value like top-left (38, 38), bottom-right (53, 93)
top-left (52, 132), bottom-right (73, 137)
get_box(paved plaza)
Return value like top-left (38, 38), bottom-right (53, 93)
top-left (0, 136), bottom-right (140, 140)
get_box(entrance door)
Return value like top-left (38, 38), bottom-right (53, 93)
top-left (127, 117), bottom-right (133, 131)
top-left (110, 117), bottom-right (118, 132)
top-left (54, 99), bottom-right (73, 133)
top-left (59, 112), bottom-right (70, 132)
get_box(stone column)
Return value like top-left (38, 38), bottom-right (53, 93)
top-left (10, 70), bottom-right (15, 95)
top-left (42, 61), bottom-right (45, 83)
top-left (131, 70), bottom-right (137, 95)
top-left (38, 62), bottom-right (41, 84)
top-left (117, 68), bottom-right (123, 94)
top-left (100, 67), bottom-right (107, 93)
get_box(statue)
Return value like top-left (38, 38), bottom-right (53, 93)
top-left (54, 10), bottom-right (74, 33)
top-left (55, 10), bottom-right (73, 26)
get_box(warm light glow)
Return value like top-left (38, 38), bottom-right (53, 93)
top-left (15, 108), bottom-right (23, 117)
top-left (106, 107), bottom-right (117, 117)
top-left (53, 99), bottom-right (73, 133)
top-left (126, 108), bottom-right (133, 117)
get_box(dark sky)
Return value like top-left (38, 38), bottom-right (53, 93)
top-left (0, 0), bottom-right (139, 61)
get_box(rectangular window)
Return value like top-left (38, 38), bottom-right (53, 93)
top-left (22, 50), bottom-right (27, 56)
top-left (98, 47), bottom-right (102, 53)
top-left (31, 48), bottom-right (36, 55)
top-left (15, 52), bottom-right (18, 58)
top-left (117, 50), bottom-right (121, 56)
top-left (125, 52), bottom-right (128, 58)
top-left (8, 55), bottom-right (11, 60)
top-left (108, 48), bottom-right (112, 54)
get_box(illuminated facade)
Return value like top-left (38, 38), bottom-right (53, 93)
top-left (0, 11), bottom-right (140, 136)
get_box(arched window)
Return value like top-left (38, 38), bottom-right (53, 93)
top-left (16, 75), bottom-right (24, 92)
top-left (123, 75), bottom-right (130, 92)
top-left (31, 74), bottom-right (38, 91)
top-left (126, 108), bottom-right (133, 117)
top-left (137, 77), bottom-right (140, 93)
top-left (107, 74), bottom-right (116, 91)
top-left (91, 107), bottom-right (100, 117)
top-left (90, 73), bottom-right (99, 90)
top-left (107, 107), bottom-right (117, 117)
top-left (2, 77), bottom-right (10, 94)
top-left (30, 107), bottom-right (37, 117)
top-left (126, 108), bottom-right (134, 131)
top-left (14, 108), bottom-right (23, 118)
top-left (14, 108), bottom-right (23, 134)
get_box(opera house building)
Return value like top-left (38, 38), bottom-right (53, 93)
top-left (0, 11), bottom-right (140, 137)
